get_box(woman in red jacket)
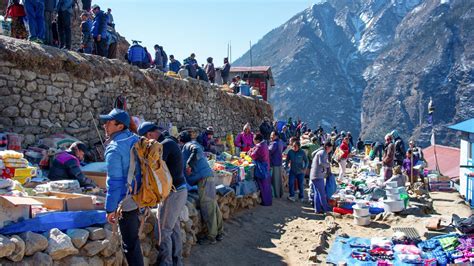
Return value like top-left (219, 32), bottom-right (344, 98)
top-left (338, 137), bottom-right (350, 179)
top-left (5, 1), bottom-right (28, 39)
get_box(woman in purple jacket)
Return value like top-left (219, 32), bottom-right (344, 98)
top-left (269, 131), bottom-right (284, 198)
top-left (235, 123), bottom-right (254, 153)
top-left (249, 133), bottom-right (272, 206)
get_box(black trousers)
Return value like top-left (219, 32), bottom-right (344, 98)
top-left (119, 209), bottom-right (144, 266)
top-left (108, 42), bottom-right (117, 59)
top-left (57, 11), bottom-right (71, 49)
top-left (94, 37), bottom-right (108, 57)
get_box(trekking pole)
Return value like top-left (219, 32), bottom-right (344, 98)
top-left (90, 111), bottom-right (105, 148)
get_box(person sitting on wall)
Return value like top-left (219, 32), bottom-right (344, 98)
top-left (49, 142), bottom-right (96, 188)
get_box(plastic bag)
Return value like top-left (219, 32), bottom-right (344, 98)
top-left (254, 161), bottom-right (270, 180)
top-left (325, 173), bottom-right (337, 199)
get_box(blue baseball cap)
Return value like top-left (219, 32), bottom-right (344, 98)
top-left (138, 122), bottom-right (164, 136)
top-left (99, 108), bottom-right (130, 128)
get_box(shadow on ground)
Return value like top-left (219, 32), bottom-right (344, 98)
top-left (186, 197), bottom-right (323, 266)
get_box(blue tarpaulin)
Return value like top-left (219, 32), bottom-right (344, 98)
top-left (0, 210), bottom-right (107, 235)
top-left (234, 180), bottom-right (258, 196)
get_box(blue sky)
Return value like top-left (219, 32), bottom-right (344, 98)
top-left (94, 0), bottom-right (321, 66)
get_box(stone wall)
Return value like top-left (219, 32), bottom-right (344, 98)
top-left (0, 36), bottom-right (273, 147)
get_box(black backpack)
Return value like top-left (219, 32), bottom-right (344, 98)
top-left (452, 214), bottom-right (474, 234)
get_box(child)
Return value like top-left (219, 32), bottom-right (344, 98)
top-left (79, 12), bottom-right (93, 54)
top-left (384, 165), bottom-right (406, 188)
top-left (403, 150), bottom-right (419, 183)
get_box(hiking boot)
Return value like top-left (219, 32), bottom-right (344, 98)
top-left (198, 237), bottom-right (217, 245)
top-left (287, 196), bottom-right (296, 202)
top-left (32, 38), bottom-right (43, 44)
top-left (216, 233), bottom-right (224, 241)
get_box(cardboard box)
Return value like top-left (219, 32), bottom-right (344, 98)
top-left (0, 196), bottom-right (43, 229)
top-left (30, 192), bottom-right (95, 211)
top-left (83, 171), bottom-right (107, 189)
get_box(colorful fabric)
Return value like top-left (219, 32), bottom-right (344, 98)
top-left (438, 236), bottom-right (460, 252)
top-left (457, 235), bottom-right (474, 251)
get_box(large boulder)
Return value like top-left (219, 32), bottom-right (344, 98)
top-left (81, 239), bottom-right (109, 257)
top-left (86, 227), bottom-right (106, 240)
top-left (88, 256), bottom-right (104, 266)
top-left (100, 230), bottom-right (120, 258)
top-left (19, 231), bottom-right (49, 256)
top-left (66, 229), bottom-right (90, 249)
top-left (0, 235), bottom-right (15, 258)
top-left (53, 255), bottom-right (88, 266)
top-left (6, 235), bottom-right (25, 262)
top-left (46, 228), bottom-right (79, 260)
top-left (22, 252), bottom-right (53, 266)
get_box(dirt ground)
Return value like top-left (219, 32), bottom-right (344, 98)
top-left (187, 190), bottom-right (473, 266)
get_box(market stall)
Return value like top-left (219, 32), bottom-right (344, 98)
top-left (0, 131), bottom-right (264, 264)
top-left (327, 154), bottom-right (439, 227)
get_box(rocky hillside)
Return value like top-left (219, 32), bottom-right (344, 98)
top-left (361, 0), bottom-right (474, 145)
top-left (234, 0), bottom-right (473, 145)
top-left (234, 0), bottom-right (423, 137)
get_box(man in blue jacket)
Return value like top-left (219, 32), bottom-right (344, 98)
top-left (168, 55), bottom-right (181, 74)
top-left (138, 122), bottom-right (188, 266)
top-left (91, 4), bottom-right (108, 57)
top-left (99, 108), bottom-right (143, 266)
top-left (179, 130), bottom-right (224, 245)
top-left (127, 41), bottom-right (146, 67)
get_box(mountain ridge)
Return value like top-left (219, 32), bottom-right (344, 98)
top-left (234, 0), bottom-right (473, 145)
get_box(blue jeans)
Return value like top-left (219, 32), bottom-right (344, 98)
top-left (289, 172), bottom-right (305, 199)
top-left (24, 0), bottom-right (45, 40)
top-left (159, 188), bottom-right (188, 266)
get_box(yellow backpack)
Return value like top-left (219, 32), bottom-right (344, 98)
top-left (127, 137), bottom-right (173, 208)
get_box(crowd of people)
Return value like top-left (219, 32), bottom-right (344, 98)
top-left (372, 130), bottom-right (426, 186)
top-left (125, 41), bottom-right (233, 85)
top-left (42, 109), bottom-right (429, 266)
top-left (4, 1), bottom-right (118, 58)
top-left (231, 118), bottom-right (427, 214)
top-left (3, 1), bottom-right (248, 88)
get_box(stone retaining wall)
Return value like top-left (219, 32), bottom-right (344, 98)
top-left (0, 35), bottom-right (273, 147)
